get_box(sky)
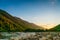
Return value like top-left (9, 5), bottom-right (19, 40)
top-left (0, 0), bottom-right (60, 29)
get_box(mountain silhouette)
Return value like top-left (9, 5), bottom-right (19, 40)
top-left (0, 9), bottom-right (44, 32)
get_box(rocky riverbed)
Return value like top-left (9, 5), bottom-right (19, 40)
top-left (0, 32), bottom-right (60, 40)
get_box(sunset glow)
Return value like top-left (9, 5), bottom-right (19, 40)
top-left (35, 23), bottom-right (58, 29)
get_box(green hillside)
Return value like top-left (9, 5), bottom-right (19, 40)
top-left (49, 24), bottom-right (60, 31)
top-left (0, 9), bottom-right (44, 32)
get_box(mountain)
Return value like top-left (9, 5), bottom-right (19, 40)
top-left (0, 9), bottom-right (44, 32)
top-left (49, 24), bottom-right (60, 31)
top-left (14, 17), bottom-right (43, 29)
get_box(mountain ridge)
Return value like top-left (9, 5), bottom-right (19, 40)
top-left (0, 9), bottom-right (60, 32)
top-left (49, 24), bottom-right (60, 31)
top-left (0, 9), bottom-right (44, 32)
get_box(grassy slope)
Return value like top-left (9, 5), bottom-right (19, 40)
top-left (49, 24), bottom-right (60, 31)
top-left (0, 9), bottom-right (44, 32)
